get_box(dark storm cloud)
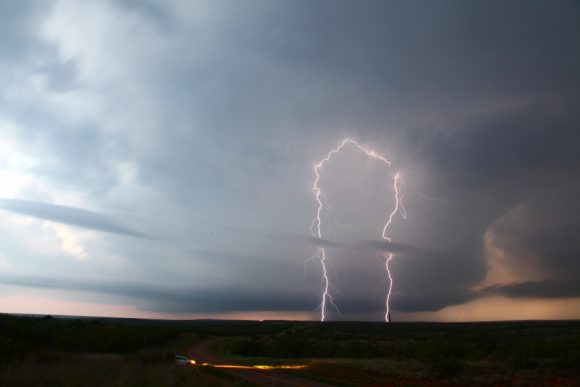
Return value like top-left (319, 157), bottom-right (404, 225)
top-left (380, 98), bottom-right (580, 312)
top-left (0, 275), bottom-right (317, 313)
top-left (362, 239), bottom-right (439, 257)
top-left (412, 103), bottom-right (580, 196)
top-left (193, 0), bottom-right (580, 135)
top-left (185, 247), bottom-right (300, 269)
top-left (147, 288), bottom-right (315, 314)
top-left (37, 60), bottom-right (79, 91)
top-left (116, 0), bottom-right (174, 29)
top-left (373, 1), bottom-right (580, 310)
top-left (484, 280), bottom-right (580, 299)
top-left (0, 199), bottom-right (150, 239)
top-left (0, 1), bottom-right (50, 61)
top-left (1, 0), bottom-right (580, 318)
top-left (229, 228), bottom-right (430, 255)
top-left (392, 293), bottom-right (477, 313)
top-left (71, 0), bottom-right (580, 313)
top-left (264, 233), bottom-right (363, 251)
top-left (1, 273), bottom-right (434, 314)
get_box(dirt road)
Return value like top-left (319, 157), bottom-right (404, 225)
top-left (189, 339), bottom-right (335, 387)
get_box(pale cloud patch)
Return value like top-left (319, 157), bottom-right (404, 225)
top-left (38, 0), bottom-right (184, 156)
top-left (0, 120), bottom-right (39, 198)
top-left (475, 205), bottom-right (549, 291)
top-left (0, 254), bottom-right (9, 269)
top-left (0, 215), bottom-right (63, 264)
top-left (44, 88), bottom-right (105, 127)
top-left (49, 223), bottom-right (89, 260)
top-left (41, 0), bottom-right (138, 83)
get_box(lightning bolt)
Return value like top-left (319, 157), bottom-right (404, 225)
top-left (310, 138), bottom-right (406, 322)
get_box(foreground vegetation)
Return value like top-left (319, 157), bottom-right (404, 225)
top-left (222, 320), bottom-right (580, 385)
top-left (1, 314), bottom-right (579, 386)
top-left (0, 314), bottom-right (263, 386)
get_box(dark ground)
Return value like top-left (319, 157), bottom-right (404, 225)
top-left (1, 314), bottom-right (579, 386)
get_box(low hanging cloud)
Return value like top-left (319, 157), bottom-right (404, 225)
top-left (481, 280), bottom-right (580, 300)
top-left (0, 274), bottom-right (318, 313)
top-left (235, 229), bottom-right (432, 256)
top-left (0, 199), bottom-right (150, 239)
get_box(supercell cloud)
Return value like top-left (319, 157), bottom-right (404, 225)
top-left (0, 0), bottom-right (579, 321)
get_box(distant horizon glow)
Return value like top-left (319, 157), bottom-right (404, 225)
top-left (2, 293), bottom-right (580, 322)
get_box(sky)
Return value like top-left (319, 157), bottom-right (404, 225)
top-left (1, 0), bottom-right (580, 322)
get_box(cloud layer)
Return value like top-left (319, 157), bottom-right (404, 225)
top-left (0, 199), bottom-right (150, 238)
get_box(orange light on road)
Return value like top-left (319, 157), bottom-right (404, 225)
top-left (192, 362), bottom-right (308, 370)
top-left (254, 365), bottom-right (308, 370)
top-left (212, 364), bottom-right (308, 370)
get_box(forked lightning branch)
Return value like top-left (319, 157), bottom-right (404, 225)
top-left (310, 138), bottom-right (407, 322)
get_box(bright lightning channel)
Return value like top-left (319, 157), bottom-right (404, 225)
top-left (310, 138), bottom-right (406, 322)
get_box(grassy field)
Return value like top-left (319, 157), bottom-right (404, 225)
top-left (0, 314), bottom-right (258, 386)
top-left (1, 314), bottom-right (579, 386)
top-left (218, 320), bottom-right (580, 385)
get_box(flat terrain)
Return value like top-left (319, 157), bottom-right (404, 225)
top-left (1, 314), bottom-right (579, 386)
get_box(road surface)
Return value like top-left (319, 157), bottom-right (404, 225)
top-left (189, 339), bottom-right (335, 387)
